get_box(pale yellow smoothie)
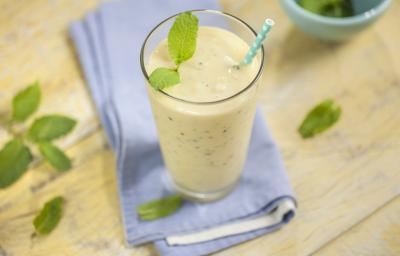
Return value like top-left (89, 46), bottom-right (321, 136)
top-left (146, 26), bottom-right (260, 200)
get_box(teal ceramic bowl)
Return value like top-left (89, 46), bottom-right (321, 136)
top-left (280, 0), bottom-right (392, 41)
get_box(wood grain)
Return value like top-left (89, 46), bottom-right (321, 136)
top-left (316, 196), bottom-right (400, 256)
top-left (0, 0), bottom-right (399, 255)
top-left (0, 0), bottom-right (100, 148)
top-left (0, 132), bottom-right (157, 256)
top-left (216, 0), bottom-right (400, 255)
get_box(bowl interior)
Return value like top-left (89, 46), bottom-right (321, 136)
top-left (294, 0), bottom-right (390, 16)
top-left (352, 0), bottom-right (388, 14)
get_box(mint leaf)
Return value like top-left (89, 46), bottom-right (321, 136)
top-left (12, 81), bottom-right (41, 122)
top-left (28, 115), bottom-right (76, 142)
top-left (299, 0), bottom-right (327, 13)
top-left (298, 99), bottom-right (341, 138)
top-left (148, 13), bottom-right (198, 90)
top-left (137, 195), bottom-right (183, 221)
top-left (39, 142), bottom-right (71, 172)
top-left (149, 68), bottom-right (180, 90)
top-left (299, 0), bottom-right (354, 17)
top-left (168, 12), bottom-right (199, 66)
top-left (148, 12), bottom-right (198, 90)
top-left (33, 196), bottom-right (64, 235)
top-left (0, 139), bottom-right (33, 188)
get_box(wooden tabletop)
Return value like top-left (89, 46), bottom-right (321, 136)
top-left (1, 0), bottom-right (399, 255)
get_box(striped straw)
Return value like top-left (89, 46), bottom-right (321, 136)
top-left (241, 19), bottom-right (275, 65)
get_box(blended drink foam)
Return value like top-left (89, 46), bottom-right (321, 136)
top-left (147, 26), bottom-right (260, 199)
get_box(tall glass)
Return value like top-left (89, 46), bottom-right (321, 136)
top-left (140, 10), bottom-right (264, 202)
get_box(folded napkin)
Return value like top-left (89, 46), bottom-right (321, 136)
top-left (70, 0), bottom-right (297, 255)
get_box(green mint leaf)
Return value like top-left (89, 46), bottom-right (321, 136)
top-left (298, 99), bottom-right (341, 138)
top-left (33, 196), bottom-right (64, 235)
top-left (137, 195), bottom-right (183, 221)
top-left (39, 142), bottom-right (71, 172)
top-left (0, 139), bottom-right (33, 188)
top-left (299, 0), bottom-right (328, 13)
top-left (299, 0), bottom-right (354, 17)
top-left (149, 68), bottom-right (180, 90)
top-left (168, 12), bottom-right (199, 65)
top-left (148, 12), bottom-right (198, 90)
top-left (12, 81), bottom-right (41, 122)
top-left (28, 115), bottom-right (77, 142)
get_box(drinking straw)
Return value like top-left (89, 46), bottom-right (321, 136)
top-left (240, 19), bottom-right (275, 65)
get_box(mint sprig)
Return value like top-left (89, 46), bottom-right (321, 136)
top-left (33, 196), bottom-right (64, 235)
top-left (39, 142), bottom-right (72, 172)
top-left (148, 12), bottom-right (199, 90)
top-left (149, 68), bottom-right (180, 90)
top-left (168, 12), bottom-right (199, 66)
top-left (0, 139), bottom-right (33, 188)
top-left (0, 82), bottom-right (77, 188)
top-left (12, 81), bottom-right (41, 122)
top-left (28, 115), bottom-right (76, 142)
top-left (137, 194), bottom-right (183, 221)
top-left (298, 99), bottom-right (341, 138)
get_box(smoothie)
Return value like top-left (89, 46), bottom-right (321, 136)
top-left (146, 26), bottom-right (261, 201)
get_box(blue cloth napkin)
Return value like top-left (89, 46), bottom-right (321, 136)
top-left (70, 1), bottom-right (296, 255)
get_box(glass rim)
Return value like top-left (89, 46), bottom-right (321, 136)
top-left (139, 9), bottom-right (265, 105)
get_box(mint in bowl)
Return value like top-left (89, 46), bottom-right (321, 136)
top-left (280, 0), bottom-right (392, 41)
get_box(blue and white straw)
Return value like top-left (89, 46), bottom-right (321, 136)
top-left (241, 19), bottom-right (275, 65)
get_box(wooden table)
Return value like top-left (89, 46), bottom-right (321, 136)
top-left (1, 0), bottom-right (399, 255)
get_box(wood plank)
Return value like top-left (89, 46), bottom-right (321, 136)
top-left (315, 196), bottom-right (400, 256)
top-left (0, 128), bottom-right (398, 255)
top-left (212, 0), bottom-right (400, 255)
top-left (0, 129), bottom-right (108, 220)
top-left (0, 0), bottom-right (107, 232)
top-left (0, 0), bottom-right (100, 148)
top-left (0, 136), bottom-right (157, 256)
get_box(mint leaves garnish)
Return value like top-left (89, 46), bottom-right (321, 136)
top-left (137, 194), bottom-right (183, 221)
top-left (168, 12), bottom-right (199, 65)
top-left (299, 0), bottom-right (354, 18)
top-left (33, 196), bottom-right (64, 235)
top-left (12, 81), bottom-right (41, 122)
top-left (28, 115), bottom-right (76, 142)
top-left (0, 139), bottom-right (33, 188)
top-left (298, 99), bottom-right (341, 138)
top-left (149, 68), bottom-right (180, 90)
top-left (0, 82), bottom-right (77, 188)
top-left (148, 12), bottom-right (199, 90)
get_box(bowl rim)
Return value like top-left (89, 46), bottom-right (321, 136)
top-left (283, 0), bottom-right (392, 25)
